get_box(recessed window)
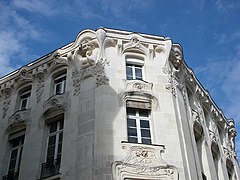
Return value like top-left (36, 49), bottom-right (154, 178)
top-left (3, 135), bottom-right (25, 180)
top-left (126, 57), bottom-right (144, 80)
top-left (127, 107), bottom-right (151, 144)
top-left (126, 64), bottom-right (143, 80)
top-left (54, 74), bottom-right (66, 95)
top-left (19, 90), bottom-right (31, 110)
top-left (41, 118), bottom-right (64, 179)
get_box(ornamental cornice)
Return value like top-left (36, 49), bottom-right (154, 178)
top-left (112, 142), bottom-right (178, 180)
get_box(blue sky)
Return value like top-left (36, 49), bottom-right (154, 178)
top-left (1, 0), bottom-right (240, 157)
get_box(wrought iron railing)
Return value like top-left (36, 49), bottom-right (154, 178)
top-left (2, 171), bottom-right (19, 180)
top-left (40, 158), bottom-right (60, 179)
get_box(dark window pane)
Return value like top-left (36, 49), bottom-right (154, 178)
top-left (8, 159), bottom-right (17, 170)
top-left (128, 137), bottom-right (138, 143)
top-left (59, 133), bottom-right (63, 142)
top-left (140, 120), bottom-right (149, 128)
top-left (21, 92), bottom-right (30, 99)
top-left (127, 119), bottom-right (136, 127)
top-left (48, 135), bottom-right (56, 145)
top-left (57, 143), bottom-right (62, 154)
top-left (10, 149), bottom-right (18, 159)
top-left (126, 66), bottom-right (133, 80)
top-left (135, 68), bottom-right (142, 79)
top-left (128, 128), bottom-right (137, 136)
top-left (20, 99), bottom-right (28, 110)
top-left (47, 146), bottom-right (55, 158)
top-left (49, 122), bottom-right (57, 133)
top-left (60, 120), bottom-right (64, 130)
top-left (127, 108), bottom-right (137, 116)
top-left (141, 129), bottom-right (151, 138)
top-left (139, 109), bottom-right (149, 117)
top-left (55, 84), bottom-right (61, 94)
top-left (142, 138), bottom-right (151, 144)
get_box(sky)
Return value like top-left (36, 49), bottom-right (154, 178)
top-left (0, 0), bottom-right (240, 158)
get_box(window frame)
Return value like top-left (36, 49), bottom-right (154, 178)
top-left (7, 135), bottom-right (25, 176)
top-left (19, 90), bottom-right (31, 110)
top-left (53, 73), bottom-right (66, 95)
top-left (127, 107), bottom-right (152, 144)
top-left (126, 57), bottom-right (145, 81)
top-left (45, 119), bottom-right (64, 162)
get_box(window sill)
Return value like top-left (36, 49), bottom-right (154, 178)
top-left (39, 173), bottom-right (61, 180)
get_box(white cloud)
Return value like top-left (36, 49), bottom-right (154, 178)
top-left (215, 0), bottom-right (240, 13)
top-left (12, 0), bottom-right (59, 17)
top-left (0, 1), bottom-right (46, 77)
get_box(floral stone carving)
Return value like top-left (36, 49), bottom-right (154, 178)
top-left (112, 142), bottom-right (178, 180)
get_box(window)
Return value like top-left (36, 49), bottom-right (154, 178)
top-left (54, 74), bottom-right (66, 95)
top-left (126, 64), bottom-right (143, 80)
top-left (126, 57), bottom-right (144, 80)
top-left (41, 119), bottom-right (64, 179)
top-left (19, 91), bottom-right (31, 110)
top-left (127, 107), bottom-right (151, 144)
top-left (226, 159), bottom-right (235, 180)
top-left (3, 135), bottom-right (25, 180)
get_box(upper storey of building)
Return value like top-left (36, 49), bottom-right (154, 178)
top-left (0, 27), bottom-right (237, 160)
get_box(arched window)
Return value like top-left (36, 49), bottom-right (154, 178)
top-left (52, 71), bottom-right (67, 95)
top-left (193, 123), bottom-right (206, 179)
top-left (126, 56), bottom-right (144, 81)
top-left (18, 86), bottom-right (32, 111)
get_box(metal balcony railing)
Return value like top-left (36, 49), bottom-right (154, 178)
top-left (40, 158), bottom-right (60, 179)
top-left (2, 171), bottom-right (19, 180)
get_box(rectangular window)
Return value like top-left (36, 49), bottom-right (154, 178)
top-left (41, 119), bottom-right (64, 179)
top-left (19, 91), bottom-right (31, 110)
top-left (3, 135), bottom-right (25, 180)
top-left (126, 64), bottom-right (143, 80)
top-left (127, 107), bottom-right (151, 144)
top-left (54, 75), bottom-right (66, 95)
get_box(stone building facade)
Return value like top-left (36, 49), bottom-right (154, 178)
top-left (0, 28), bottom-right (239, 180)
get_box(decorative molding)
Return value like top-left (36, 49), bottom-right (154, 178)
top-left (120, 80), bottom-right (158, 109)
top-left (14, 68), bottom-right (33, 89)
top-left (43, 93), bottom-right (70, 115)
top-left (36, 71), bottom-right (45, 103)
top-left (72, 57), bottom-right (110, 95)
top-left (163, 65), bottom-right (182, 98)
top-left (2, 87), bottom-right (12, 118)
top-left (6, 109), bottom-right (31, 133)
top-left (112, 142), bottom-right (178, 180)
top-left (122, 37), bottom-right (148, 55)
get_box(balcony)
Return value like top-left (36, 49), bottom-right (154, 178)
top-left (2, 171), bottom-right (19, 180)
top-left (40, 158), bottom-right (60, 179)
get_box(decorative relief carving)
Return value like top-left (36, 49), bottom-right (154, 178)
top-left (122, 37), bottom-right (148, 55)
top-left (192, 109), bottom-right (200, 123)
top-left (8, 109), bottom-right (30, 127)
top-left (2, 87), bottom-right (12, 118)
top-left (112, 142), bottom-right (178, 180)
top-left (163, 65), bottom-right (182, 98)
top-left (71, 57), bottom-right (110, 95)
top-left (36, 72), bottom-right (45, 103)
top-left (169, 45), bottom-right (183, 70)
top-left (43, 93), bottom-right (70, 113)
top-left (228, 119), bottom-right (236, 151)
top-left (125, 80), bottom-right (153, 93)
